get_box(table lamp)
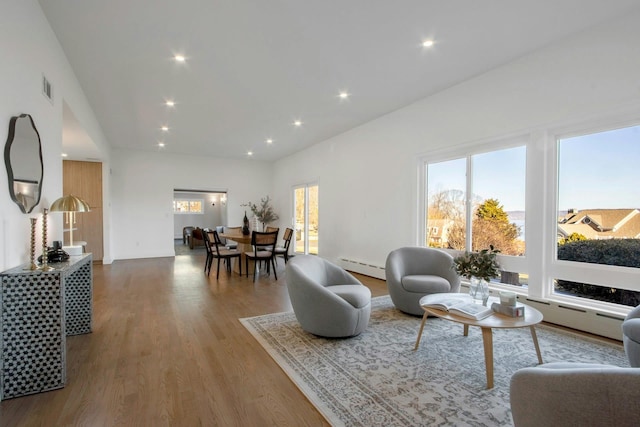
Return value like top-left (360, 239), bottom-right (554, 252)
top-left (49, 194), bottom-right (91, 254)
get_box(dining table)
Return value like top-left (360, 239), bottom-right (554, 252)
top-left (219, 231), bottom-right (253, 275)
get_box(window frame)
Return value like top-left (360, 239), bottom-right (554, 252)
top-left (544, 118), bottom-right (640, 310)
top-left (419, 134), bottom-right (530, 288)
top-left (418, 114), bottom-right (640, 315)
top-left (173, 198), bottom-right (204, 214)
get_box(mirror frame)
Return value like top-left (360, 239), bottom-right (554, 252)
top-left (4, 113), bottom-right (44, 214)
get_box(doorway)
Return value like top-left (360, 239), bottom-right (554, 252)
top-left (293, 183), bottom-right (318, 255)
top-left (173, 189), bottom-right (227, 255)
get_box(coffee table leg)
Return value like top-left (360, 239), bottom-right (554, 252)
top-left (530, 325), bottom-right (543, 364)
top-left (414, 311), bottom-right (429, 350)
top-left (481, 327), bottom-right (494, 389)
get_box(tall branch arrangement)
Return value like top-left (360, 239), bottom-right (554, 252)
top-left (242, 196), bottom-right (279, 225)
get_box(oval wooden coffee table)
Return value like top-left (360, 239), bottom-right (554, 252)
top-left (413, 296), bottom-right (544, 389)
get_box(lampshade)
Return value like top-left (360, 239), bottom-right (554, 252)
top-left (50, 194), bottom-right (91, 212)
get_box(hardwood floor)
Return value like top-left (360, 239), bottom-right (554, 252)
top-left (1, 253), bottom-right (388, 426)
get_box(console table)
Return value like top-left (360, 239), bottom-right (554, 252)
top-left (0, 253), bottom-right (93, 400)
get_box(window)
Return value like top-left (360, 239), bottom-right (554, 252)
top-left (173, 199), bottom-right (203, 214)
top-left (554, 124), bottom-right (640, 306)
top-left (425, 145), bottom-right (527, 286)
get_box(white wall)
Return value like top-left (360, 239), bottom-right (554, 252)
top-left (110, 148), bottom-right (272, 260)
top-left (272, 10), bottom-right (640, 269)
top-left (0, 0), bottom-right (111, 271)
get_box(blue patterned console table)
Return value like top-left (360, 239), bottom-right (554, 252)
top-left (0, 253), bottom-right (93, 400)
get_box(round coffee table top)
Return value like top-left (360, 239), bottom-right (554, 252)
top-left (421, 294), bottom-right (543, 329)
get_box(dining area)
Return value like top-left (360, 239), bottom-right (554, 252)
top-left (197, 226), bottom-right (293, 281)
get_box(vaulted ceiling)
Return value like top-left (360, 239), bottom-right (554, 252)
top-left (40, 0), bottom-right (640, 162)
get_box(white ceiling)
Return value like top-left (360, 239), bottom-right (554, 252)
top-left (39, 0), bottom-right (640, 162)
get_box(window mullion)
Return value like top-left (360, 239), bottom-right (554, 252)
top-left (465, 155), bottom-right (473, 252)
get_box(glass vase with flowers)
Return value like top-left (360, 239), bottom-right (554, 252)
top-left (453, 246), bottom-right (501, 306)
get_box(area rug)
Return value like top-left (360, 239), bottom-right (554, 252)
top-left (240, 295), bottom-right (628, 427)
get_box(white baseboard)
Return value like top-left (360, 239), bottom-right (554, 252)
top-left (339, 258), bottom-right (386, 280)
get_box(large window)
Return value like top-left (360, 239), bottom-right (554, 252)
top-left (425, 145), bottom-right (526, 285)
top-left (421, 120), bottom-right (640, 311)
top-left (554, 124), bottom-right (640, 306)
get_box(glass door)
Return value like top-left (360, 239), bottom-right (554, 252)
top-left (294, 184), bottom-right (318, 255)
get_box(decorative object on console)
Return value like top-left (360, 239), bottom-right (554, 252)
top-left (38, 208), bottom-right (54, 271)
top-left (49, 194), bottom-right (91, 255)
top-left (453, 245), bottom-right (501, 306)
top-left (4, 113), bottom-right (44, 214)
top-left (25, 217), bottom-right (38, 270)
top-left (37, 241), bottom-right (70, 264)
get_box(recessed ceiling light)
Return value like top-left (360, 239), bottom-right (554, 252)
top-left (422, 40), bottom-right (435, 48)
top-left (158, 142), bottom-right (165, 148)
top-left (165, 100), bottom-right (175, 107)
top-left (293, 120), bottom-right (302, 127)
top-left (266, 138), bottom-right (273, 144)
top-left (61, 153), bottom-right (68, 157)
top-left (174, 54), bottom-right (186, 63)
top-left (161, 126), bottom-right (169, 132)
top-left (247, 151), bottom-right (253, 156)
top-left (339, 91), bottom-right (349, 100)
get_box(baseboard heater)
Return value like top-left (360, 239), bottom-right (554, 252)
top-left (339, 258), bottom-right (386, 280)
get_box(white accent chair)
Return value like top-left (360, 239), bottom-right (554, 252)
top-left (510, 362), bottom-right (640, 427)
top-left (622, 304), bottom-right (640, 367)
top-left (286, 255), bottom-right (371, 338)
top-left (385, 247), bottom-right (461, 315)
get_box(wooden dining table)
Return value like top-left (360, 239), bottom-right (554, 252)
top-left (219, 231), bottom-right (253, 274)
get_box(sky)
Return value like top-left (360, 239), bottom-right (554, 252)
top-left (427, 124), bottom-right (640, 213)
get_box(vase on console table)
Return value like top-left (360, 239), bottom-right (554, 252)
top-left (242, 211), bottom-right (250, 235)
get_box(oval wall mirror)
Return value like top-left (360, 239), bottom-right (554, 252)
top-left (4, 114), bottom-right (44, 213)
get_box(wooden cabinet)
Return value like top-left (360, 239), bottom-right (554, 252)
top-left (63, 160), bottom-right (103, 261)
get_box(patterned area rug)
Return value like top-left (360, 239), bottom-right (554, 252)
top-left (240, 295), bottom-right (628, 427)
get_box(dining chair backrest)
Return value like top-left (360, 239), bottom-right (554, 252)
top-left (265, 226), bottom-right (279, 233)
top-left (202, 229), bottom-right (212, 247)
top-left (212, 230), bottom-right (227, 255)
top-left (282, 227), bottom-right (293, 249)
top-left (251, 230), bottom-right (279, 252)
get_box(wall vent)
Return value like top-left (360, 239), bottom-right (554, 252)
top-left (42, 74), bottom-right (53, 103)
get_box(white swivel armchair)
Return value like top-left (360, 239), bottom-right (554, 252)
top-left (286, 255), bottom-right (371, 338)
top-left (622, 304), bottom-right (640, 367)
top-left (385, 247), bottom-right (461, 315)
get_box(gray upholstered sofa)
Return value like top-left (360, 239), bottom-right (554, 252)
top-left (385, 246), bottom-right (460, 315)
top-left (510, 362), bottom-right (640, 427)
top-left (622, 304), bottom-right (640, 367)
top-left (285, 255), bottom-right (371, 338)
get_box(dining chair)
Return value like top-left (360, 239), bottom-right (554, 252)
top-left (202, 229), bottom-right (214, 273)
top-left (244, 230), bottom-right (279, 282)
top-left (206, 230), bottom-right (242, 279)
top-left (274, 227), bottom-right (293, 265)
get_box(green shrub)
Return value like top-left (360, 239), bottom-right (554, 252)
top-left (556, 239), bottom-right (640, 306)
